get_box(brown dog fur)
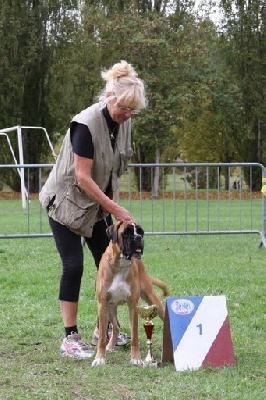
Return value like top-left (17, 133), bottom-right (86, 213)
top-left (92, 221), bottom-right (169, 366)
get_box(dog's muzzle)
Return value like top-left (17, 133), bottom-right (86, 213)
top-left (121, 224), bottom-right (144, 260)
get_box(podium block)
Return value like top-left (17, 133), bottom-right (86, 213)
top-left (161, 296), bottom-right (235, 371)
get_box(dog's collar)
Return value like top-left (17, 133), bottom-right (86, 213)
top-left (119, 256), bottom-right (133, 268)
top-left (106, 255), bottom-right (132, 269)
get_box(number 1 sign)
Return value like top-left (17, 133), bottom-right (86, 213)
top-left (161, 296), bottom-right (235, 371)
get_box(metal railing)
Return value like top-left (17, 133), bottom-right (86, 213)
top-left (0, 162), bottom-right (266, 247)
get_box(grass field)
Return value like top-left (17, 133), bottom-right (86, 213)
top-left (0, 201), bottom-right (265, 399)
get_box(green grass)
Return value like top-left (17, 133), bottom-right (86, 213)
top-left (0, 224), bottom-right (265, 399)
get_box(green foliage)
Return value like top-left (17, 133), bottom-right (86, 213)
top-left (218, 0), bottom-right (266, 188)
top-left (0, 0), bottom-right (265, 192)
top-left (81, 2), bottom-right (219, 191)
top-left (0, 1), bottom-right (80, 191)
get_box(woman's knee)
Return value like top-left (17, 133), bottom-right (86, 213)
top-left (61, 256), bottom-right (84, 281)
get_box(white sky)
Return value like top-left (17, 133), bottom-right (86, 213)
top-left (194, 0), bottom-right (223, 25)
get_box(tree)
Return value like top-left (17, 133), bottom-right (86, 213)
top-left (219, 0), bottom-right (266, 188)
top-left (0, 0), bottom-right (80, 191)
top-left (2, 0), bottom-right (263, 195)
top-left (81, 0), bottom-right (207, 194)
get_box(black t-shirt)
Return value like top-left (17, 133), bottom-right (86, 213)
top-left (70, 106), bottom-right (118, 158)
top-left (69, 106), bottom-right (119, 197)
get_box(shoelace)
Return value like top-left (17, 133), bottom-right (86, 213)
top-left (78, 340), bottom-right (90, 350)
top-left (69, 333), bottom-right (90, 350)
top-left (75, 337), bottom-right (90, 350)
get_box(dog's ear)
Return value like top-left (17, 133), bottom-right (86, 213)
top-left (106, 222), bottom-right (121, 243)
top-left (106, 225), bottom-right (115, 241)
top-left (106, 221), bottom-right (123, 243)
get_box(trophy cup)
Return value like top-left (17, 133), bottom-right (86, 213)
top-left (137, 304), bottom-right (159, 367)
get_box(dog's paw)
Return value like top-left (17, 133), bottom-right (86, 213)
top-left (92, 357), bottom-right (106, 367)
top-left (130, 358), bottom-right (143, 366)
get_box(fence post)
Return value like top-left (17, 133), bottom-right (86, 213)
top-left (16, 125), bottom-right (27, 209)
top-left (260, 165), bottom-right (266, 248)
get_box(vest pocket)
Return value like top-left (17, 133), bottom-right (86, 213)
top-left (117, 150), bottom-right (133, 177)
top-left (49, 184), bottom-right (99, 237)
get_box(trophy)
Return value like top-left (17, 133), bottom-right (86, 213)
top-left (137, 304), bottom-right (159, 367)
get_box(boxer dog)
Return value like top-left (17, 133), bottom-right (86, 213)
top-left (92, 220), bottom-right (169, 367)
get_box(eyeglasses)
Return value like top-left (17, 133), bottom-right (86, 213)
top-left (116, 103), bottom-right (140, 115)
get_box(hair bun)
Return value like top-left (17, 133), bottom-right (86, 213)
top-left (102, 60), bottom-right (137, 81)
top-left (99, 60), bottom-right (147, 110)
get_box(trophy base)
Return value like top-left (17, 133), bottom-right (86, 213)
top-left (142, 353), bottom-right (160, 367)
top-left (143, 360), bottom-right (160, 368)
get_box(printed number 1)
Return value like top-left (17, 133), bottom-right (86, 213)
top-left (196, 323), bottom-right (203, 335)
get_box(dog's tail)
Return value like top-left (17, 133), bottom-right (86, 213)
top-left (150, 277), bottom-right (169, 297)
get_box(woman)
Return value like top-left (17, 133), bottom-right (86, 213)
top-left (39, 60), bottom-right (147, 358)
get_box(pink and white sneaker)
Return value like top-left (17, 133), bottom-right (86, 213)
top-left (60, 332), bottom-right (95, 359)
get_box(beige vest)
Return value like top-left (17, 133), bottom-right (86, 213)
top-left (39, 103), bottom-right (132, 237)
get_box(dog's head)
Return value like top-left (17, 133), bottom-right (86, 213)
top-left (106, 221), bottom-right (144, 260)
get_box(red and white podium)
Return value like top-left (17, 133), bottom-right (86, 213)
top-left (161, 296), bottom-right (235, 371)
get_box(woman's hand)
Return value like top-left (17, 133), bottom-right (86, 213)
top-left (112, 205), bottom-right (134, 222)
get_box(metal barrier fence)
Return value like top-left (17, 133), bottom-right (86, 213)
top-left (0, 163), bottom-right (266, 247)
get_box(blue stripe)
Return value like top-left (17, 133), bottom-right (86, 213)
top-left (166, 296), bottom-right (204, 350)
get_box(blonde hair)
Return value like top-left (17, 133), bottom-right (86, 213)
top-left (99, 60), bottom-right (147, 110)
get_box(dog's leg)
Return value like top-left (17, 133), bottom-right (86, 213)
top-left (106, 306), bottom-right (119, 351)
top-left (92, 302), bottom-right (108, 366)
top-left (129, 305), bottom-right (143, 365)
top-left (137, 259), bottom-right (168, 321)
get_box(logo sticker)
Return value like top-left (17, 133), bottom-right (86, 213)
top-left (171, 299), bottom-right (195, 315)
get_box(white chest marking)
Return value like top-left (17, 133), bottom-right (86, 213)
top-left (108, 267), bottom-right (131, 305)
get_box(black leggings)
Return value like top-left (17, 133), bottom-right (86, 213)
top-left (49, 215), bottom-right (112, 302)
